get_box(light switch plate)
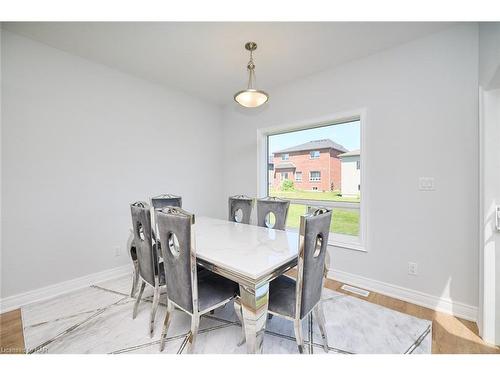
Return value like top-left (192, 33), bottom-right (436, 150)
top-left (418, 177), bottom-right (435, 191)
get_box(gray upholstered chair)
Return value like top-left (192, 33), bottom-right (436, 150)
top-left (156, 206), bottom-right (239, 353)
top-left (151, 193), bottom-right (182, 210)
top-left (150, 194), bottom-right (182, 240)
top-left (228, 195), bottom-right (254, 224)
top-left (256, 197), bottom-right (290, 230)
top-left (128, 194), bottom-right (182, 298)
top-left (236, 208), bottom-right (332, 354)
top-left (130, 201), bottom-right (166, 337)
top-left (307, 206), bottom-right (332, 279)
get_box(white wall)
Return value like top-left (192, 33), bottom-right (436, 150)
top-left (222, 24), bottom-right (479, 313)
top-left (1, 30), bottom-right (225, 298)
top-left (478, 23), bottom-right (500, 344)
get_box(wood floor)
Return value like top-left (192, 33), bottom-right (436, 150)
top-left (0, 309), bottom-right (25, 354)
top-left (0, 278), bottom-right (498, 354)
top-left (324, 279), bottom-right (500, 354)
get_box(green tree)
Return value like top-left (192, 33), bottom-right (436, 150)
top-left (281, 179), bottom-right (294, 191)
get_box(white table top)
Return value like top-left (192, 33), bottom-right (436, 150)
top-left (194, 217), bottom-right (299, 283)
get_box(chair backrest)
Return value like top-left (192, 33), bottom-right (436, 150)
top-left (256, 197), bottom-right (290, 230)
top-left (228, 195), bottom-right (254, 224)
top-left (151, 194), bottom-right (182, 210)
top-left (296, 208), bottom-right (332, 319)
top-left (130, 201), bottom-right (158, 286)
top-left (156, 207), bottom-right (197, 314)
top-left (150, 194), bottom-right (182, 240)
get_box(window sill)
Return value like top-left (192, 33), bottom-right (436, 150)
top-left (328, 240), bottom-right (367, 252)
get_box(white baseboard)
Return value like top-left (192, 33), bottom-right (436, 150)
top-left (0, 265), bottom-right (132, 314)
top-left (329, 269), bottom-right (478, 322)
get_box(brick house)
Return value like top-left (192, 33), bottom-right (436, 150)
top-left (272, 139), bottom-right (348, 192)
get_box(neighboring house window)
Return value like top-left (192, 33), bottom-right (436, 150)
top-left (266, 118), bottom-right (362, 250)
top-left (309, 171), bottom-right (321, 181)
top-left (310, 150), bottom-right (320, 159)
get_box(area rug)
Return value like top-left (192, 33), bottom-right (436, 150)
top-left (21, 275), bottom-right (431, 354)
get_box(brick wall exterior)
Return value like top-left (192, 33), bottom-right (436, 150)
top-left (272, 148), bottom-right (342, 192)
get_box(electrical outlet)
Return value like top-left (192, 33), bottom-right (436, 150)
top-left (418, 177), bottom-right (435, 191)
top-left (408, 262), bottom-right (418, 276)
top-left (114, 246), bottom-right (121, 257)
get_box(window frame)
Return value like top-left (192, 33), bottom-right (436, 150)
top-left (281, 153), bottom-right (289, 161)
top-left (309, 171), bottom-right (321, 181)
top-left (257, 109), bottom-right (367, 252)
top-left (310, 150), bottom-right (320, 159)
top-left (295, 171), bottom-right (302, 182)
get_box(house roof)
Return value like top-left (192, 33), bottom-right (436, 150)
top-left (275, 139), bottom-right (348, 154)
top-left (338, 149), bottom-right (360, 157)
top-left (274, 162), bottom-right (296, 169)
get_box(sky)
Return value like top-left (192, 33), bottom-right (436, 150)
top-left (268, 120), bottom-right (360, 155)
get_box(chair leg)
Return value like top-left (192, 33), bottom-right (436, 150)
top-left (159, 300), bottom-right (174, 352)
top-left (186, 313), bottom-right (200, 354)
top-left (293, 319), bottom-right (306, 354)
top-left (313, 304), bottom-right (329, 353)
top-left (149, 285), bottom-right (160, 337)
top-left (233, 299), bottom-right (246, 346)
top-left (130, 261), bottom-right (139, 297)
top-left (132, 281), bottom-right (146, 319)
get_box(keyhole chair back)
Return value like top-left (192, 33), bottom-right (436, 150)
top-left (256, 197), bottom-right (290, 230)
top-left (236, 207), bottom-right (332, 354)
top-left (156, 206), bottom-right (238, 353)
top-left (129, 201), bottom-right (166, 337)
top-left (228, 195), bottom-right (254, 224)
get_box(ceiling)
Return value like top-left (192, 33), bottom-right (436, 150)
top-left (3, 22), bottom-right (455, 106)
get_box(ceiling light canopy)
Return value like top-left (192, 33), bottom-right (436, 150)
top-left (234, 42), bottom-right (269, 108)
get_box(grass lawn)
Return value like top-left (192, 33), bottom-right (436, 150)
top-left (269, 188), bottom-right (360, 203)
top-left (286, 204), bottom-right (360, 236)
top-left (268, 188), bottom-right (360, 236)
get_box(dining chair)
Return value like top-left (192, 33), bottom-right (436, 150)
top-left (130, 201), bottom-right (166, 337)
top-left (156, 206), bottom-right (239, 353)
top-left (256, 196), bottom-right (290, 230)
top-left (228, 195), bottom-right (254, 224)
top-left (150, 194), bottom-right (182, 239)
top-left (151, 193), bottom-right (182, 210)
top-left (306, 206), bottom-right (332, 279)
top-left (129, 194), bottom-right (182, 297)
top-left (235, 208), bottom-right (332, 354)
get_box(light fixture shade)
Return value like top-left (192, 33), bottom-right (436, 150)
top-left (234, 89), bottom-right (269, 108)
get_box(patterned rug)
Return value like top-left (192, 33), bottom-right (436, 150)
top-left (22, 275), bottom-right (431, 354)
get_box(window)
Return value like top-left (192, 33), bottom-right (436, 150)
top-left (310, 150), bottom-right (320, 159)
top-left (281, 153), bottom-right (289, 161)
top-left (309, 171), bottom-right (321, 181)
top-left (266, 118), bottom-right (363, 250)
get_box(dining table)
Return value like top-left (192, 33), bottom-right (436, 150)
top-left (194, 216), bottom-right (299, 354)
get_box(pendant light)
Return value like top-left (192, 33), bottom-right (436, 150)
top-left (234, 42), bottom-right (269, 108)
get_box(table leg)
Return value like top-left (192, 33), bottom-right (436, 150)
top-left (239, 283), bottom-right (269, 354)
